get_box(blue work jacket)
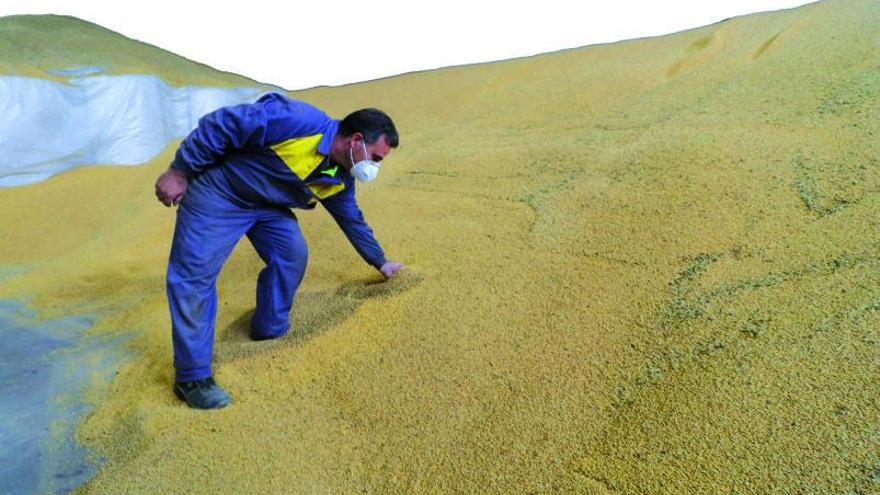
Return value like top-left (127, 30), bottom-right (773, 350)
top-left (170, 93), bottom-right (386, 268)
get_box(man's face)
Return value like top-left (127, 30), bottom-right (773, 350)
top-left (348, 133), bottom-right (392, 169)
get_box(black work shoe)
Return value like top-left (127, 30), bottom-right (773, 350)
top-left (173, 376), bottom-right (232, 409)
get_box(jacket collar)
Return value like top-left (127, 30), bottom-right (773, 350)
top-left (318, 119), bottom-right (339, 156)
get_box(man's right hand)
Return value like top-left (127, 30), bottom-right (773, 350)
top-left (155, 167), bottom-right (189, 207)
top-left (380, 261), bottom-right (404, 279)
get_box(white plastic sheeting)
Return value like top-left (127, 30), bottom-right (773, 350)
top-left (46, 66), bottom-right (108, 77)
top-left (0, 72), bottom-right (267, 187)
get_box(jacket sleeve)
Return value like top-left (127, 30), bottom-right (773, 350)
top-left (320, 185), bottom-right (387, 269)
top-left (171, 93), bottom-right (326, 176)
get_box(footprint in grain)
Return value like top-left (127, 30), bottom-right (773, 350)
top-left (215, 269), bottom-right (424, 364)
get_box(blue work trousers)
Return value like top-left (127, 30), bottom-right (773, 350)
top-left (166, 178), bottom-right (308, 382)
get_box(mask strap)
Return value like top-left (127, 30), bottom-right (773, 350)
top-left (361, 139), bottom-right (380, 167)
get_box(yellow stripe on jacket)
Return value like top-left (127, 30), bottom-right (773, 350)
top-left (270, 133), bottom-right (347, 202)
top-left (307, 182), bottom-right (346, 200)
top-left (270, 134), bottom-right (325, 179)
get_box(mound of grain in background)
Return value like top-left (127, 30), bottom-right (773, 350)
top-left (0, 1), bottom-right (876, 493)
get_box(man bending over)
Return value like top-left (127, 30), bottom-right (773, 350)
top-left (154, 93), bottom-right (403, 409)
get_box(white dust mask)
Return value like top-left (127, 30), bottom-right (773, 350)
top-left (350, 140), bottom-right (380, 183)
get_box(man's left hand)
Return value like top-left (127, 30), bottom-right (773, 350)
top-left (155, 167), bottom-right (189, 207)
top-left (380, 261), bottom-right (404, 279)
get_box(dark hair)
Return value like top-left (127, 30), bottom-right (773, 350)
top-left (339, 108), bottom-right (399, 147)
